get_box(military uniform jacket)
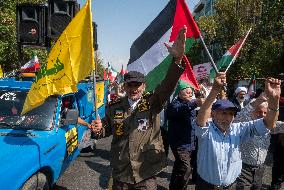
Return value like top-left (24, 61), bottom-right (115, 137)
top-left (103, 61), bottom-right (184, 184)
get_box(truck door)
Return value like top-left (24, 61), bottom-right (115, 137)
top-left (60, 95), bottom-right (81, 171)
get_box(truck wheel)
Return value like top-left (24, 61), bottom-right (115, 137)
top-left (21, 172), bottom-right (50, 190)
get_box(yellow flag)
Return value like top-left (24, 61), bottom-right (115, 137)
top-left (95, 81), bottom-right (105, 108)
top-left (0, 65), bottom-right (3, 78)
top-left (22, 0), bottom-right (94, 115)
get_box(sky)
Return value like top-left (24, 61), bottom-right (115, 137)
top-left (77, 0), bottom-right (199, 71)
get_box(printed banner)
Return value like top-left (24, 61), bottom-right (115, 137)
top-left (193, 62), bottom-right (212, 80)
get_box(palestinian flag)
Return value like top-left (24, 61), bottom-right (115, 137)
top-left (209, 38), bottom-right (244, 79)
top-left (210, 28), bottom-right (251, 79)
top-left (21, 54), bottom-right (40, 72)
top-left (127, 0), bottom-right (201, 92)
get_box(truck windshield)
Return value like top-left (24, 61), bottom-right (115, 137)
top-left (0, 91), bottom-right (57, 130)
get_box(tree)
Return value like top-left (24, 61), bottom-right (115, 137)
top-left (0, 0), bottom-right (47, 73)
top-left (0, 0), bottom-right (106, 77)
top-left (95, 51), bottom-right (106, 79)
top-left (249, 0), bottom-right (284, 77)
top-left (193, 0), bottom-right (284, 83)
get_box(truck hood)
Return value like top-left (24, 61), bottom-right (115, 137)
top-left (0, 130), bottom-right (44, 189)
top-left (0, 130), bottom-right (39, 163)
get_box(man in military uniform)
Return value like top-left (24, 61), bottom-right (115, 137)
top-left (92, 27), bottom-right (187, 190)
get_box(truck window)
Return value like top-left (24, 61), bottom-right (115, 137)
top-left (62, 95), bottom-right (76, 110)
top-left (0, 91), bottom-right (58, 130)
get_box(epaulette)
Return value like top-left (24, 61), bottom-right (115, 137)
top-left (109, 98), bottom-right (121, 106)
top-left (143, 91), bottom-right (153, 99)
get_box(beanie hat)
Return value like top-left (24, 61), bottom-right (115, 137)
top-left (174, 80), bottom-right (193, 97)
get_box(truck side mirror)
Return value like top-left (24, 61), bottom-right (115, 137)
top-left (62, 109), bottom-right (79, 125)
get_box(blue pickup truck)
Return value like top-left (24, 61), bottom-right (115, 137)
top-left (0, 76), bottom-right (106, 190)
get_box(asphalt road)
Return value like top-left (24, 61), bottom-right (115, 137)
top-left (55, 136), bottom-right (278, 190)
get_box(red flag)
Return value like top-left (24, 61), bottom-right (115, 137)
top-left (103, 69), bottom-right (108, 81)
top-left (179, 56), bottom-right (199, 90)
top-left (169, 0), bottom-right (201, 42)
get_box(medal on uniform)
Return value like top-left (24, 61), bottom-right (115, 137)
top-left (137, 100), bottom-right (150, 112)
top-left (137, 119), bottom-right (149, 132)
top-left (114, 122), bottom-right (124, 136)
top-left (114, 109), bottom-right (124, 119)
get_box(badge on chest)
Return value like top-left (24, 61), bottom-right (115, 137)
top-left (113, 109), bottom-right (125, 136)
top-left (137, 100), bottom-right (150, 112)
top-left (137, 118), bottom-right (149, 132)
top-left (114, 109), bottom-right (124, 119)
top-left (114, 122), bottom-right (124, 136)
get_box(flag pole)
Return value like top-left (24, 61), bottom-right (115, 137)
top-left (93, 53), bottom-right (98, 119)
top-left (225, 28), bottom-right (252, 73)
top-left (199, 34), bottom-right (227, 91)
top-left (199, 35), bottom-right (219, 74)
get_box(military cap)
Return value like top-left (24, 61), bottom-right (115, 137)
top-left (124, 71), bottom-right (145, 83)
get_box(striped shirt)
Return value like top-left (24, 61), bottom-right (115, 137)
top-left (234, 102), bottom-right (284, 166)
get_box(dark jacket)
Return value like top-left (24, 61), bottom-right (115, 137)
top-left (102, 60), bottom-right (184, 184)
top-left (167, 97), bottom-right (197, 150)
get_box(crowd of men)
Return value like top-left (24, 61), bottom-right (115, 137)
top-left (87, 27), bottom-right (283, 190)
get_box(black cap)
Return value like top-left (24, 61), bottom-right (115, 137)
top-left (124, 71), bottom-right (145, 83)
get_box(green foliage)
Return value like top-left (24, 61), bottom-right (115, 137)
top-left (198, 15), bottom-right (217, 43)
top-left (0, 0), bottom-right (105, 76)
top-left (95, 52), bottom-right (105, 79)
top-left (193, 0), bottom-right (284, 82)
top-left (0, 0), bottom-right (47, 72)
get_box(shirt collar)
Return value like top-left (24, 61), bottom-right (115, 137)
top-left (212, 120), bottom-right (232, 136)
top-left (128, 98), bottom-right (141, 111)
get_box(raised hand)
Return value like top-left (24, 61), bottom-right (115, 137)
top-left (91, 117), bottom-right (103, 136)
top-left (265, 78), bottom-right (281, 101)
top-left (165, 26), bottom-right (187, 64)
top-left (263, 78), bottom-right (281, 130)
top-left (196, 98), bottom-right (205, 107)
top-left (212, 72), bottom-right (226, 92)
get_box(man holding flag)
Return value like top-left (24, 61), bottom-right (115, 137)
top-left (92, 26), bottom-right (189, 190)
top-left (194, 73), bottom-right (281, 190)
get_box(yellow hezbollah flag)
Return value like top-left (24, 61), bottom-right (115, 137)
top-left (95, 81), bottom-right (105, 108)
top-left (0, 65), bottom-right (3, 78)
top-left (22, 0), bottom-right (94, 115)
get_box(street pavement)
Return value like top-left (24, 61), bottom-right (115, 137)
top-left (55, 136), bottom-right (277, 190)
